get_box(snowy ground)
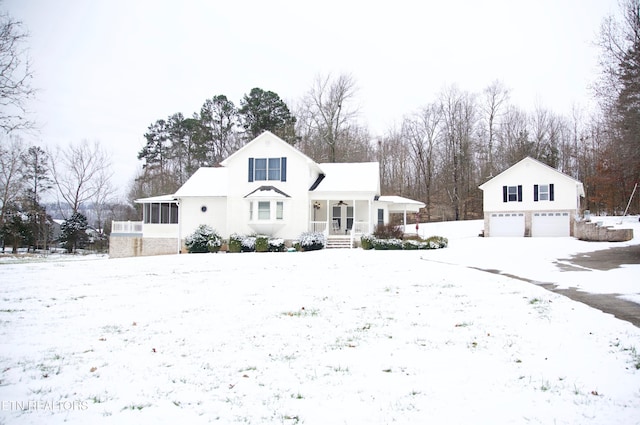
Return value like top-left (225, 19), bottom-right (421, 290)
top-left (0, 217), bottom-right (639, 424)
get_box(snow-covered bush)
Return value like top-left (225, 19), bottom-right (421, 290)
top-left (360, 234), bottom-right (448, 251)
top-left (255, 235), bottom-right (269, 252)
top-left (372, 238), bottom-right (403, 250)
top-left (360, 234), bottom-right (375, 250)
top-left (298, 231), bottom-right (326, 251)
top-left (241, 235), bottom-right (256, 252)
top-left (185, 225), bottom-right (222, 253)
top-left (402, 239), bottom-right (421, 250)
top-left (425, 235), bottom-right (448, 249)
top-left (268, 238), bottom-right (285, 252)
top-left (227, 234), bottom-right (285, 253)
top-left (228, 233), bottom-right (243, 253)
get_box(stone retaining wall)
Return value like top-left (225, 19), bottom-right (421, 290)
top-left (575, 221), bottom-right (633, 242)
top-left (109, 236), bottom-right (182, 258)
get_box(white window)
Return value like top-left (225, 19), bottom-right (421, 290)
top-left (507, 186), bottom-right (518, 202)
top-left (258, 201), bottom-right (270, 220)
top-left (250, 200), bottom-right (285, 221)
top-left (538, 184), bottom-right (549, 201)
top-left (254, 158), bottom-right (267, 181)
top-left (268, 158), bottom-right (281, 181)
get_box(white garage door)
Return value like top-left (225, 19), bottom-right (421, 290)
top-left (532, 212), bottom-right (570, 237)
top-left (490, 213), bottom-right (525, 237)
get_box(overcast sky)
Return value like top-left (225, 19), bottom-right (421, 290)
top-left (4, 0), bottom-right (618, 198)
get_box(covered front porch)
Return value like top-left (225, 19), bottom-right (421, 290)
top-left (308, 195), bottom-right (425, 248)
top-left (309, 199), bottom-right (373, 238)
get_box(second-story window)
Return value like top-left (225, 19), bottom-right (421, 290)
top-left (248, 157), bottom-right (287, 182)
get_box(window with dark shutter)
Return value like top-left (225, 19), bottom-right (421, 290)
top-left (534, 184), bottom-right (539, 201)
top-left (549, 183), bottom-right (554, 201)
top-left (248, 158), bottom-right (254, 182)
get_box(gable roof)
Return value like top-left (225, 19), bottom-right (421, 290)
top-left (220, 131), bottom-right (322, 174)
top-left (173, 167), bottom-right (228, 197)
top-left (478, 156), bottom-right (585, 196)
top-left (313, 162), bottom-right (380, 193)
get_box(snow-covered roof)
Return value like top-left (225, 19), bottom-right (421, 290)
top-left (134, 194), bottom-right (177, 203)
top-left (313, 162), bottom-right (380, 194)
top-left (479, 156), bottom-right (585, 196)
top-left (174, 167), bottom-right (228, 197)
top-left (378, 195), bottom-right (425, 212)
top-left (220, 131), bottom-right (322, 175)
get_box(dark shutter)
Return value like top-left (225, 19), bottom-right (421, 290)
top-left (502, 186), bottom-right (508, 203)
top-left (549, 183), bottom-right (554, 201)
top-left (281, 157), bottom-right (287, 182)
top-left (248, 158), bottom-right (254, 182)
top-left (517, 185), bottom-right (523, 202)
top-left (534, 184), bottom-right (539, 201)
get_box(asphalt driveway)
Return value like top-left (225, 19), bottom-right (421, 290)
top-left (472, 244), bottom-right (640, 327)
top-left (547, 244), bottom-right (640, 327)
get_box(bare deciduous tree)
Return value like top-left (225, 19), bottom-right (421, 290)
top-left (0, 12), bottom-right (35, 133)
top-left (303, 73), bottom-right (359, 162)
top-left (49, 140), bottom-right (113, 218)
top-left (0, 135), bottom-right (24, 227)
top-left (481, 80), bottom-right (509, 177)
top-left (402, 103), bottom-right (442, 220)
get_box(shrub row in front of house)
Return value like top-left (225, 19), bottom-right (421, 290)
top-left (360, 234), bottom-right (448, 250)
top-left (184, 225), bottom-right (326, 253)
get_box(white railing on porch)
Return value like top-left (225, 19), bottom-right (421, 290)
top-left (309, 221), bottom-right (328, 233)
top-left (111, 221), bottom-right (143, 234)
top-left (309, 221), bottom-right (369, 235)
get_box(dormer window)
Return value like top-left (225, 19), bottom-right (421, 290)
top-left (248, 157), bottom-right (287, 182)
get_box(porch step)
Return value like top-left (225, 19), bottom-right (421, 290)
top-left (326, 237), bottom-right (353, 249)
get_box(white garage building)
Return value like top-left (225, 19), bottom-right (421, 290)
top-left (479, 157), bottom-right (585, 237)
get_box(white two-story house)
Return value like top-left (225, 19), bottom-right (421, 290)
top-left (110, 131), bottom-right (424, 257)
top-left (478, 156), bottom-right (585, 237)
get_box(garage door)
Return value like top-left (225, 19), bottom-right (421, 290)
top-left (532, 212), bottom-right (570, 237)
top-left (490, 213), bottom-right (525, 237)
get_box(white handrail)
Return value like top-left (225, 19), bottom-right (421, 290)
top-left (111, 221), bottom-right (143, 234)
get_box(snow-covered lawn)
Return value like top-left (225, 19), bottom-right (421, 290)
top-left (0, 218), bottom-right (639, 424)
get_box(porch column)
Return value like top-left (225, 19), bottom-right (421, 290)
top-left (325, 199), bottom-right (330, 236)
top-left (403, 208), bottom-right (407, 231)
top-left (177, 200), bottom-right (182, 254)
top-left (368, 198), bottom-right (372, 233)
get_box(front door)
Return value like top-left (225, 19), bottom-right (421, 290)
top-left (331, 205), bottom-right (354, 234)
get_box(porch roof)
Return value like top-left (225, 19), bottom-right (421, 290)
top-left (134, 194), bottom-right (177, 203)
top-left (378, 195), bottom-right (425, 212)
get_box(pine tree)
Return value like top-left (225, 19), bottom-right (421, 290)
top-left (60, 212), bottom-right (87, 253)
top-left (238, 88), bottom-right (296, 142)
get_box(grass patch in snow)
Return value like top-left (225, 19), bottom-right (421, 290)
top-left (282, 307), bottom-right (318, 317)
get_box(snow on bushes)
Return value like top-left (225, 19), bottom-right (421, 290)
top-left (185, 225), bottom-right (222, 253)
top-left (228, 234), bottom-right (285, 253)
top-left (298, 231), bottom-right (326, 251)
top-left (360, 234), bottom-right (448, 250)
